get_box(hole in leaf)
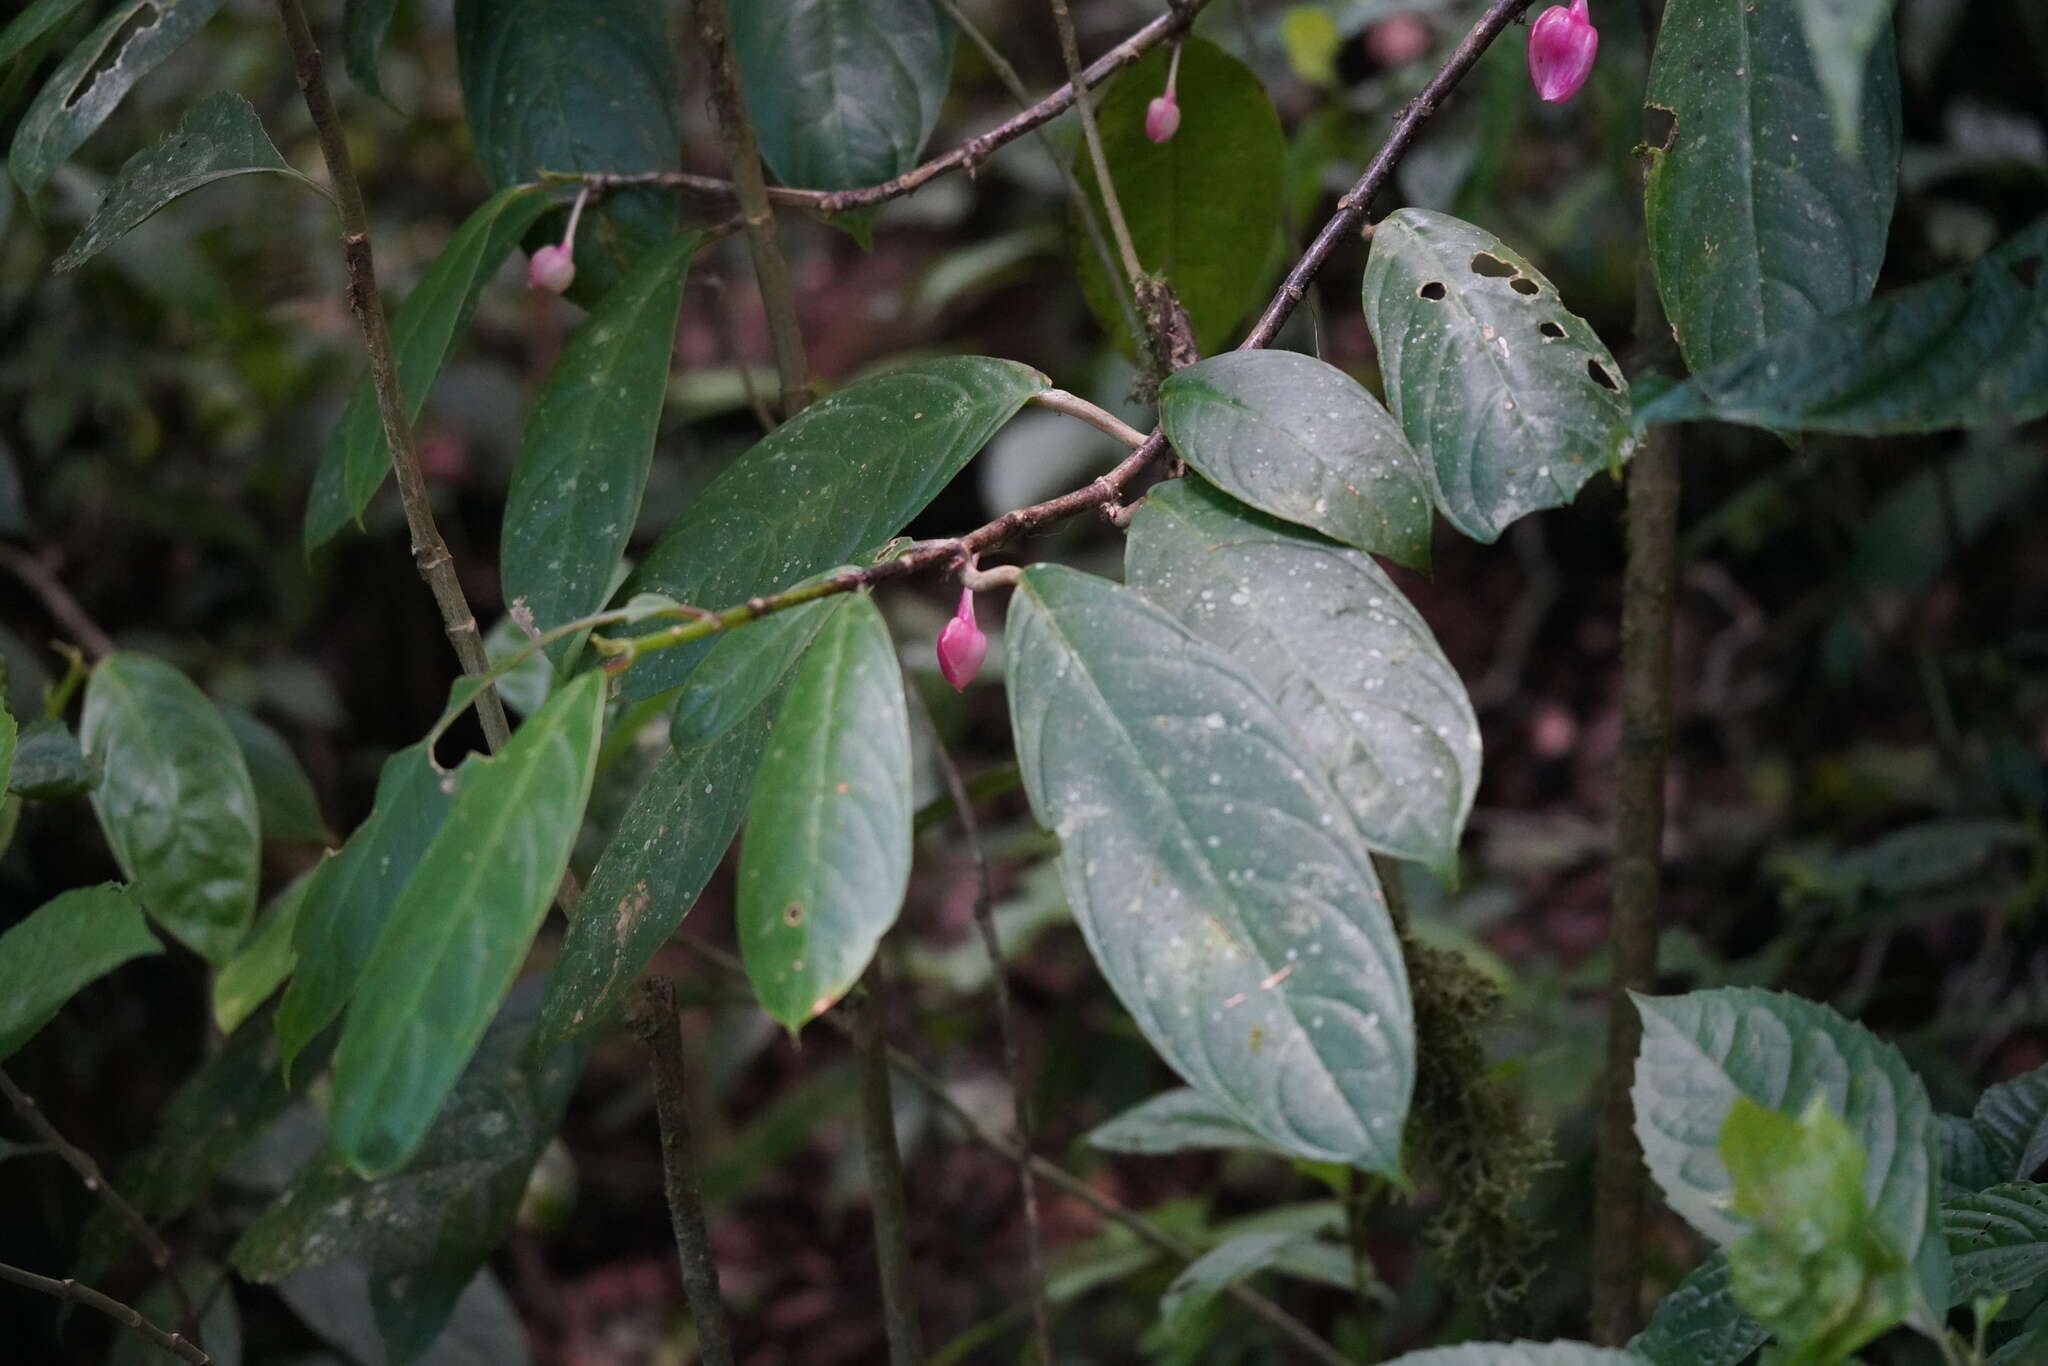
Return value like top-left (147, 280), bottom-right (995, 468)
top-left (1470, 252), bottom-right (1517, 278)
top-left (2013, 255), bottom-right (2042, 289)
top-left (65, 4), bottom-right (161, 109)
top-left (1418, 280), bottom-right (1447, 301)
top-left (1645, 103), bottom-right (1677, 151)
top-left (1587, 358), bottom-right (1620, 390)
top-left (1510, 277), bottom-right (1540, 296)
top-left (1539, 320), bottom-right (1567, 339)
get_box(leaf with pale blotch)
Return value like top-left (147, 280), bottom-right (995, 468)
top-left (1087, 1087), bottom-right (1282, 1156)
top-left (1794, 0), bottom-right (1893, 154)
top-left (0, 884), bottom-right (160, 1063)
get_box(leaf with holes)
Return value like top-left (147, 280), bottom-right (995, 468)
top-left (1637, 217), bottom-right (2048, 436)
top-left (1008, 565), bottom-right (1412, 1171)
top-left (1127, 479), bottom-right (1479, 879)
top-left (221, 706), bottom-right (331, 846)
top-left (1945, 1182), bottom-right (2048, 1304)
top-left (1645, 0), bottom-right (1899, 371)
top-left (1362, 209), bottom-right (1630, 543)
top-left (731, 0), bottom-right (953, 190)
top-left (1087, 1087), bottom-right (1284, 1156)
top-left (1156, 352), bottom-right (1436, 571)
top-left (9, 0), bottom-right (229, 197)
top-left (0, 884), bottom-right (160, 1063)
top-left (1628, 1253), bottom-right (1767, 1366)
top-left (738, 594), bottom-right (911, 1030)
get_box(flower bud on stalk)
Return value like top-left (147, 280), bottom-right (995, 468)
top-left (1146, 41), bottom-right (1185, 143)
top-left (936, 587), bottom-right (988, 690)
top-left (1527, 0), bottom-right (1598, 104)
top-left (529, 184), bottom-right (591, 293)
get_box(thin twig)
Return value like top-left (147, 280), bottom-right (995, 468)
top-left (0, 1262), bottom-right (209, 1365)
top-left (632, 979), bottom-right (736, 1366)
top-left (851, 985), bottom-right (924, 1364)
top-left (1044, 0), bottom-right (1145, 297)
top-left (0, 545), bottom-right (115, 661)
top-left (271, 0), bottom-right (512, 752)
top-left (1028, 389), bottom-right (1148, 449)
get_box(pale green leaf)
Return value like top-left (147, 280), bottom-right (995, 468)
top-left (212, 874), bottom-right (312, 1037)
top-left (0, 884), bottom-right (160, 1063)
top-left (1382, 1343), bottom-right (1646, 1365)
top-left (1159, 1231), bottom-right (1303, 1333)
top-left (8, 718), bottom-right (91, 799)
top-left (1087, 1087), bottom-right (1282, 1156)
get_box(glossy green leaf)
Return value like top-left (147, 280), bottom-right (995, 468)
top-left (1087, 1087), bottom-right (1282, 1156)
top-left (0, 884), bottom-right (160, 1063)
top-left (55, 91), bottom-right (317, 271)
top-left (1632, 988), bottom-right (1951, 1328)
top-left (732, 0), bottom-right (953, 191)
top-left (332, 672), bottom-right (605, 1177)
top-left (305, 186), bottom-right (552, 549)
top-left (502, 233), bottom-right (693, 665)
top-left (1975, 1067), bottom-right (2048, 1184)
top-left (1007, 565), bottom-right (1413, 1172)
top-left (1945, 1182), bottom-right (2048, 1304)
top-left (1126, 479), bottom-right (1479, 879)
top-left (1628, 1253), bottom-right (1767, 1366)
top-left (622, 356), bottom-right (1047, 699)
top-left (0, 0), bottom-right (93, 69)
top-left (1383, 1344), bottom-right (1645, 1366)
top-left (220, 706), bottom-right (331, 845)
top-left (738, 594), bottom-right (911, 1030)
top-left (82, 652), bottom-right (260, 964)
top-left (1637, 218), bottom-right (2048, 436)
top-left (670, 587), bottom-right (856, 748)
top-left (1074, 36), bottom-right (1285, 354)
top-left (7, 718), bottom-right (90, 799)
top-left (274, 744), bottom-right (459, 1079)
top-left (344, 0), bottom-right (398, 98)
top-left (212, 875), bottom-right (311, 1037)
top-left (1795, 0), bottom-right (1892, 154)
top-left (1645, 0), bottom-right (1899, 372)
top-left (9, 0), bottom-right (228, 197)
top-left (1361, 208), bottom-right (1631, 543)
top-left (1156, 352), bottom-right (1436, 571)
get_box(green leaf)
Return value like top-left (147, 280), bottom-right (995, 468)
top-left (1637, 218), bottom-right (2048, 436)
top-left (1381, 1344), bottom-right (1646, 1366)
top-left (1644, 0), bottom-right (1899, 372)
top-left (1074, 36), bottom-right (1285, 354)
top-left (0, 0), bottom-right (93, 69)
top-left (1087, 1087), bottom-right (1283, 1156)
top-left (212, 875), bottom-right (312, 1036)
top-left (82, 652), bottom-right (260, 964)
top-left (277, 1262), bottom-right (528, 1366)
top-left (220, 706), bottom-right (331, 845)
top-left (1632, 988), bottom-right (1951, 1329)
top-left (344, 0), bottom-right (398, 98)
top-left (731, 0), bottom-right (953, 191)
top-left (1361, 208), bottom-right (1631, 543)
top-left (1945, 1114), bottom-right (2014, 1197)
top-left (1975, 1067), bottom-right (2048, 1185)
top-left (331, 672), bottom-right (605, 1177)
top-left (1628, 1253), bottom-right (1768, 1366)
top-left (1126, 479), bottom-right (1479, 879)
top-left (55, 91), bottom-right (317, 271)
top-left (0, 884), bottom-right (160, 1063)
top-left (9, 0), bottom-right (228, 198)
top-left (304, 186), bottom-right (552, 549)
top-left (110, 1265), bottom-right (240, 1366)
top-left (621, 356), bottom-right (1047, 700)
top-left (1155, 352), bottom-right (1436, 571)
top-left (1006, 564), bottom-right (1413, 1172)
top-left (7, 718), bottom-right (91, 799)
top-left (0, 700), bottom-right (13, 794)
top-left (1159, 1231), bottom-right (1306, 1334)
top-left (1945, 1182), bottom-right (2048, 1304)
top-left (738, 594), bottom-right (912, 1030)
top-left (274, 744), bottom-right (458, 1080)
top-left (502, 233), bottom-right (694, 666)
top-left (669, 590), bottom-right (851, 747)
top-left (1794, 0), bottom-right (1893, 155)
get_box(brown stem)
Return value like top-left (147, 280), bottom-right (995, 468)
top-left (852, 986), bottom-right (924, 1364)
top-left (271, 0), bottom-right (511, 752)
top-left (0, 1262), bottom-right (209, 1365)
top-left (1044, 0), bottom-right (1145, 295)
top-left (0, 545), bottom-right (115, 661)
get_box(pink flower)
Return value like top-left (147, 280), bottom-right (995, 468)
top-left (528, 184), bottom-right (591, 294)
top-left (1146, 92), bottom-right (1181, 143)
top-left (936, 588), bottom-right (987, 691)
top-left (1528, 0), bottom-right (1598, 103)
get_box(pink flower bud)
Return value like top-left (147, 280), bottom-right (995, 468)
top-left (1145, 91), bottom-right (1181, 144)
top-left (1528, 0), bottom-right (1598, 104)
top-left (527, 243), bottom-right (576, 294)
top-left (936, 587), bottom-right (987, 691)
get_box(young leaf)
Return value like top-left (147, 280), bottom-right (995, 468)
top-left (1361, 208), bottom-right (1630, 543)
top-left (1087, 1088), bottom-right (1282, 1156)
top-left (1126, 479), bottom-right (1480, 879)
top-left (1645, 0), bottom-right (1899, 372)
top-left (1381, 1345), bottom-right (1644, 1365)
top-left (211, 874), bottom-right (311, 1036)
top-left (621, 356), bottom-right (1048, 699)
top-left (1945, 1182), bottom-right (2048, 1304)
top-left (56, 91), bottom-right (318, 271)
top-left (304, 185), bottom-right (552, 549)
top-left (7, 718), bottom-right (91, 799)
top-left (737, 594), bottom-right (912, 1031)
top-left (502, 232), bottom-right (694, 666)
top-left (731, 0), bottom-right (953, 190)
top-left (1007, 565), bottom-right (1413, 1173)
top-left (1636, 217), bottom-right (2048, 436)
top-left (344, 0), bottom-right (398, 97)
top-left (331, 672), bottom-right (605, 1177)
top-left (220, 705), bottom-right (331, 845)
top-left (81, 652), bottom-right (261, 964)
top-left (1073, 36), bottom-right (1284, 354)
top-left (1795, 0), bottom-right (1893, 154)
top-left (0, 884), bottom-right (160, 1063)
top-left (1627, 1253), bottom-right (1768, 1366)
top-left (1155, 352), bottom-right (1436, 571)
top-left (9, 0), bottom-right (229, 198)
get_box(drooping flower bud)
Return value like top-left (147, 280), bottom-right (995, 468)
top-left (1527, 0), bottom-right (1598, 104)
top-left (528, 183), bottom-right (591, 294)
top-left (936, 587), bottom-right (987, 691)
top-left (1146, 91), bottom-right (1181, 143)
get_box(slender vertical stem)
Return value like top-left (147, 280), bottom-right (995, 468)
top-left (632, 979), bottom-right (736, 1366)
top-left (852, 986), bottom-right (924, 1365)
top-left (1044, 0), bottom-right (1146, 295)
top-left (696, 0), bottom-right (813, 418)
top-left (271, 0), bottom-right (511, 752)
top-left (0, 1262), bottom-right (209, 1365)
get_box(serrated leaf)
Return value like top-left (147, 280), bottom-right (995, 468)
top-left (1631, 988), bottom-right (1950, 1328)
top-left (1362, 208), bottom-right (1631, 543)
top-left (1086, 1087), bottom-right (1282, 1156)
top-left (1007, 564), bottom-right (1412, 1172)
top-left (1155, 352), bottom-right (1436, 570)
top-left (0, 884), bottom-right (160, 1063)
top-left (344, 0), bottom-right (398, 98)
top-left (1944, 1113), bottom-right (2013, 1197)
top-left (1638, 217), bottom-right (2048, 436)
top-left (1126, 479), bottom-right (1479, 878)
top-left (305, 186), bottom-right (552, 549)
top-left (1645, 0), bottom-right (1899, 372)
top-left (1381, 1343), bottom-right (1645, 1365)
top-left (1945, 1182), bottom-right (2048, 1304)
top-left (274, 744), bottom-right (459, 1080)
top-left (1794, 0), bottom-right (1892, 155)
top-left (212, 875), bottom-right (312, 1037)
top-left (220, 706), bottom-right (331, 845)
top-left (55, 91), bottom-right (316, 271)
top-left (9, 0), bottom-right (228, 198)
top-left (82, 652), bottom-right (260, 964)
top-left (738, 594), bottom-right (911, 1030)
top-left (503, 233), bottom-right (693, 668)
top-left (7, 718), bottom-right (90, 799)
top-left (332, 672), bottom-right (605, 1177)
top-left (1975, 1066), bottom-right (2048, 1185)
top-left (1629, 1253), bottom-right (1768, 1366)
top-left (1074, 36), bottom-right (1284, 354)
top-left (621, 356), bottom-right (1047, 699)
top-left (732, 0), bottom-right (953, 191)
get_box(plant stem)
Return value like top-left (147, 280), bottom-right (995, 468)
top-left (852, 986), bottom-right (924, 1364)
top-left (0, 545), bottom-right (114, 661)
top-left (632, 978), bottom-right (736, 1366)
top-left (695, 0), bottom-right (812, 418)
top-left (1028, 389), bottom-right (1148, 448)
top-left (0, 1262), bottom-right (209, 1365)
top-left (271, 0), bottom-right (511, 752)
top-left (1044, 0), bottom-right (1146, 298)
